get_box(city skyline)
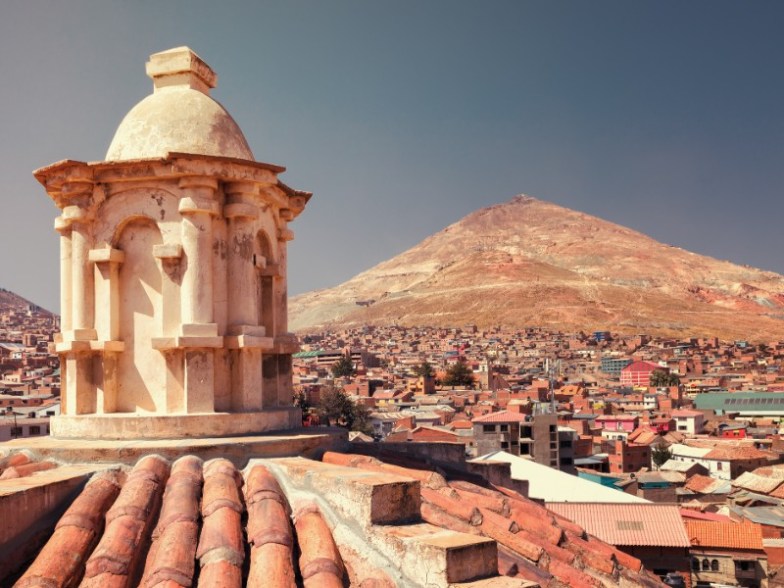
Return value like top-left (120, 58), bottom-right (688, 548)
top-left (2, 1), bottom-right (784, 313)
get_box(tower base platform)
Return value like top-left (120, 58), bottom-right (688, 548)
top-left (2, 427), bottom-right (347, 467)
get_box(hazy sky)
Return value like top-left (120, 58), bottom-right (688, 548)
top-left (2, 1), bottom-right (784, 313)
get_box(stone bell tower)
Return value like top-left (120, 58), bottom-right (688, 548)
top-left (34, 47), bottom-right (311, 439)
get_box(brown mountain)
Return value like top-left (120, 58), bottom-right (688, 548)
top-left (0, 288), bottom-right (52, 316)
top-left (290, 195), bottom-right (784, 340)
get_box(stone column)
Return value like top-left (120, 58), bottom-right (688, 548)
top-left (59, 179), bottom-right (97, 416)
top-left (55, 217), bottom-right (72, 333)
top-left (225, 181), bottom-right (265, 411)
top-left (178, 176), bottom-right (220, 414)
top-left (178, 176), bottom-right (219, 334)
top-left (224, 181), bottom-right (261, 331)
top-left (276, 226), bottom-right (294, 337)
top-left (89, 248), bottom-right (125, 414)
top-left (63, 204), bottom-right (96, 341)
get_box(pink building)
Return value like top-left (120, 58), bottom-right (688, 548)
top-left (595, 414), bottom-right (639, 433)
top-left (620, 361), bottom-right (665, 387)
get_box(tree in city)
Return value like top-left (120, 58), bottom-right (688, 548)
top-left (442, 359), bottom-right (475, 388)
top-left (651, 444), bottom-right (673, 469)
top-left (317, 385), bottom-right (373, 434)
top-left (650, 370), bottom-right (680, 388)
top-left (412, 361), bottom-right (435, 378)
top-left (331, 354), bottom-right (356, 379)
top-left (293, 389), bottom-right (312, 425)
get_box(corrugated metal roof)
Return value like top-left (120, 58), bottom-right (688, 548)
top-left (729, 504), bottom-right (784, 528)
top-left (475, 451), bottom-right (648, 504)
top-left (733, 472), bottom-right (784, 495)
top-left (684, 474), bottom-right (731, 495)
top-left (670, 444), bottom-right (711, 458)
top-left (547, 503), bottom-right (690, 547)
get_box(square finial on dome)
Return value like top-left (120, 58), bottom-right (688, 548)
top-left (146, 46), bottom-right (217, 94)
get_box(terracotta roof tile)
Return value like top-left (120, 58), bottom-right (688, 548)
top-left (0, 460), bottom-right (57, 480)
top-left (684, 519), bottom-right (764, 550)
top-left (294, 503), bottom-right (346, 588)
top-left (196, 457), bottom-right (245, 588)
top-left (0, 451), bottom-right (32, 473)
top-left (704, 446), bottom-right (771, 460)
top-left (6, 449), bottom-right (671, 588)
top-left (245, 464), bottom-right (297, 587)
top-left (140, 456), bottom-right (203, 587)
top-left (82, 455), bottom-right (169, 587)
top-left (471, 410), bottom-right (529, 423)
top-left (14, 469), bottom-right (123, 588)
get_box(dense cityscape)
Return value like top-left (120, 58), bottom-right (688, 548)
top-left (4, 300), bottom-right (784, 585)
top-left (3, 5), bottom-right (784, 585)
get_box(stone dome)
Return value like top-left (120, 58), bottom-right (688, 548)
top-left (105, 47), bottom-right (254, 162)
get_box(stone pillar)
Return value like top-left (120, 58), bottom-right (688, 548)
top-left (275, 226), bottom-right (296, 406)
top-left (89, 247), bottom-right (125, 414)
top-left (225, 181), bottom-right (261, 331)
top-left (225, 181), bottom-right (265, 411)
top-left (178, 176), bottom-right (219, 414)
top-left (63, 204), bottom-right (96, 341)
top-left (55, 218), bottom-right (72, 333)
top-left (89, 248), bottom-right (125, 341)
top-left (178, 176), bottom-right (219, 333)
top-left (276, 226), bottom-right (294, 337)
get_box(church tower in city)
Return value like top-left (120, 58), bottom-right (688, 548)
top-left (34, 47), bottom-right (311, 439)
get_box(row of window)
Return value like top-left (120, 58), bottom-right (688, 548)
top-left (9, 425), bottom-right (46, 436)
top-left (692, 558), bottom-right (755, 572)
top-left (692, 558), bottom-right (719, 572)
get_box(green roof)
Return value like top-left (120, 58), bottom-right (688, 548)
top-left (694, 391), bottom-right (784, 412)
top-left (293, 350), bottom-right (321, 359)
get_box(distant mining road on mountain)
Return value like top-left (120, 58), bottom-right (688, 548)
top-left (290, 195), bottom-right (784, 341)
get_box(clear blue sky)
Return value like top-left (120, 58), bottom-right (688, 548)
top-left (2, 1), bottom-right (784, 312)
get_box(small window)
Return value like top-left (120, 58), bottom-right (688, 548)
top-left (482, 425), bottom-right (496, 433)
top-left (702, 559), bottom-right (710, 571)
top-left (10, 427), bottom-right (22, 436)
top-left (691, 558), bottom-right (699, 571)
top-left (711, 559), bottom-right (719, 572)
top-left (499, 424), bottom-right (508, 432)
top-left (29, 426), bottom-right (41, 435)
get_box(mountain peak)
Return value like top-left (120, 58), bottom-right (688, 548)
top-left (290, 195), bottom-right (784, 340)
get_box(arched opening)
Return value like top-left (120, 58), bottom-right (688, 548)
top-left (711, 559), bottom-right (719, 572)
top-left (116, 217), bottom-right (164, 412)
top-left (702, 559), bottom-right (710, 571)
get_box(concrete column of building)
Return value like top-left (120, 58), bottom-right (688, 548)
top-left (178, 176), bottom-right (220, 414)
top-left (178, 176), bottom-right (219, 335)
top-left (63, 202), bottom-right (96, 341)
top-left (274, 226), bottom-right (296, 407)
top-left (224, 181), bottom-right (261, 332)
top-left (224, 181), bottom-right (265, 411)
top-left (54, 217), bottom-right (72, 333)
top-left (65, 354), bottom-right (95, 415)
top-left (88, 248), bottom-right (125, 414)
top-left (89, 248), bottom-right (125, 341)
top-left (276, 227), bottom-right (293, 338)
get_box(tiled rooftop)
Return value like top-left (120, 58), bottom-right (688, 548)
top-left (0, 448), bottom-right (669, 587)
top-left (472, 411), bottom-right (529, 424)
top-left (684, 519), bottom-right (764, 551)
top-left (545, 504), bottom-right (690, 548)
